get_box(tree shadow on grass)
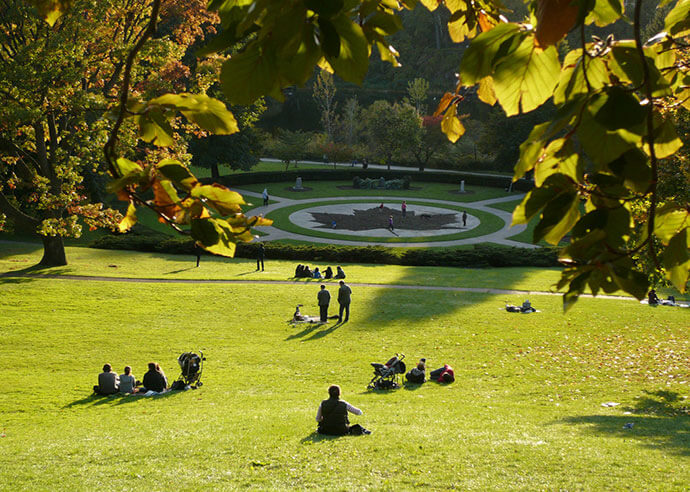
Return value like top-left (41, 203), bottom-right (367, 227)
top-left (164, 267), bottom-right (197, 274)
top-left (0, 276), bottom-right (34, 285)
top-left (0, 263), bottom-right (70, 278)
top-left (286, 320), bottom-right (344, 341)
top-left (558, 390), bottom-right (690, 456)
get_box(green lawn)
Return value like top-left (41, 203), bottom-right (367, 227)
top-left (0, 259), bottom-right (687, 490)
top-left (264, 200), bottom-right (507, 244)
top-left (236, 180), bottom-right (513, 202)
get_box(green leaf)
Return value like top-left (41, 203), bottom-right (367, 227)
top-left (150, 94), bottom-right (238, 135)
top-left (459, 23), bottom-right (522, 86)
top-left (578, 93), bottom-right (645, 166)
top-left (305, 0), bottom-right (344, 18)
top-left (318, 18), bottom-right (341, 57)
top-left (610, 264), bottom-right (649, 300)
top-left (645, 115), bottom-right (683, 159)
top-left (26, 0), bottom-right (73, 26)
top-left (221, 44), bottom-right (280, 105)
top-left (156, 160), bottom-right (199, 192)
top-left (654, 204), bottom-right (690, 244)
top-left (191, 217), bottom-right (238, 257)
top-left (554, 50), bottom-right (609, 106)
top-left (663, 229), bottom-right (690, 291)
top-left (491, 34), bottom-right (561, 116)
top-left (562, 272), bottom-right (589, 312)
top-left (533, 139), bottom-right (583, 187)
top-left (586, 0), bottom-right (623, 27)
top-left (106, 158), bottom-right (143, 193)
top-left (608, 45), bottom-right (671, 97)
top-left (137, 109), bottom-right (174, 147)
top-left (606, 149), bottom-right (651, 193)
top-left (665, 0), bottom-right (690, 37)
top-left (533, 190), bottom-right (580, 245)
top-left (326, 14), bottom-right (370, 84)
top-left (191, 184), bottom-right (246, 215)
top-left (593, 87), bottom-right (645, 131)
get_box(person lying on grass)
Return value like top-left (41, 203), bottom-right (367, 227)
top-left (316, 385), bottom-right (371, 436)
top-left (429, 364), bottom-right (455, 383)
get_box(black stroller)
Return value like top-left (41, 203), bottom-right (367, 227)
top-left (172, 351), bottom-right (205, 389)
top-left (368, 354), bottom-right (406, 390)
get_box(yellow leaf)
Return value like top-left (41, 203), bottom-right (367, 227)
top-left (441, 103), bottom-right (466, 143)
top-left (118, 202), bottom-right (137, 233)
top-left (477, 77), bottom-right (497, 105)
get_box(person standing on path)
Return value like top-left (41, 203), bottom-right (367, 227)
top-left (401, 201), bottom-right (407, 218)
top-left (388, 215), bottom-right (394, 232)
top-left (337, 280), bottom-right (352, 323)
top-left (262, 188), bottom-right (269, 207)
top-left (462, 210), bottom-right (467, 227)
top-left (317, 284), bottom-right (331, 323)
top-left (256, 242), bottom-right (265, 271)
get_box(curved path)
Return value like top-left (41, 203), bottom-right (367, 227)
top-left (240, 189), bottom-right (538, 248)
top-left (0, 272), bottom-right (637, 301)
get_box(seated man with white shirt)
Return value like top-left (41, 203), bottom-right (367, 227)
top-left (316, 385), bottom-right (371, 435)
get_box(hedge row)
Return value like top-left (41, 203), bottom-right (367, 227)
top-left (211, 169), bottom-right (534, 192)
top-left (90, 233), bottom-right (559, 268)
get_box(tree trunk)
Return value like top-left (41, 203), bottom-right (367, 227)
top-left (39, 235), bottom-right (67, 266)
top-left (211, 163), bottom-right (219, 179)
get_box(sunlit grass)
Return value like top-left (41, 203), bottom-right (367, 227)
top-left (0, 276), bottom-right (687, 490)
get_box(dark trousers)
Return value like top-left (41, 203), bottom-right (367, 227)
top-left (257, 257), bottom-right (264, 270)
top-left (338, 303), bottom-right (350, 322)
top-left (319, 305), bottom-right (328, 322)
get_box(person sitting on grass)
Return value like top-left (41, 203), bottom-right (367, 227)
top-left (94, 363), bottom-right (119, 395)
top-left (406, 359), bottom-right (426, 384)
top-left (316, 385), bottom-right (371, 436)
top-left (303, 266), bottom-right (313, 278)
top-left (334, 266), bottom-right (346, 279)
top-left (313, 267), bottom-right (322, 279)
top-left (429, 364), bottom-right (455, 383)
top-left (324, 266), bottom-right (333, 279)
top-left (119, 366), bottom-right (139, 394)
top-left (295, 264), bottom-right (304, 278)
top-left (648, 289), bottom-right (660, 305)
top-left (141, 362), bottom-right (167, 393)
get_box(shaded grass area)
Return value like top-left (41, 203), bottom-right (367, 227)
top-left (236, 180), bottom-right (513, 201)
top-left (0, 278), bottom-right (687, 490)
top-left (0, 242), bottom-right (563, 292)
top-left (265, 200), bottom-right (506, 244)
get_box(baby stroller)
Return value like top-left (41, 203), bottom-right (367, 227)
top-left (368, 354), bottom-right (406, 390)
top-left (172, 351), bottom-right (205, 389)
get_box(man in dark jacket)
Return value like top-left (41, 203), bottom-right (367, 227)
top-left (317, 284), bottom-right (331, 323)
top-left (337, 280), bottom-right (352, 322)
top-left (316, 385), bottom-right (370, 435)
top-left (256, 242), bottom-right (265, 271)
top-left (142, 362), bottom-right (167, 392)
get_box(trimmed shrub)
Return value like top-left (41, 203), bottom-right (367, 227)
top-left (210, 169), bottom-right (533, 192)
top-left (90, 233), bottom-right (559, 268)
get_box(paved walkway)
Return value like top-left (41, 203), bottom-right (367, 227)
top-left (241, 189), bottom-right (537, 248)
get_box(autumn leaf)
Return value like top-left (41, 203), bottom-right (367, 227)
top-left (535, 0), bottom-right (579, 48)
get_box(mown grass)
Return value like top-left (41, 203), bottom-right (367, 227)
top-left (0, 272), bottom-right (687, 491)
top-left (264, 200), bottom-right (507, 244)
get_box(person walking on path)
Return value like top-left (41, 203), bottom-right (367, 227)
top-left (462, 210), bottom-right (467, 227)
top-left (317, 284), bottom-right (331, 323)
top-left (388, 215), bottom-right (394, 232)
top-left (256, 242), bottom-right (265, 271)
top-left (337, 280), bottom-right (352, 323)
top-left (262, 188), bottom-right (269, 207)
top-left (401, 201), bottom-right (407, 218)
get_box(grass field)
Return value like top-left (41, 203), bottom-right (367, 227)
top-left (0, 245), bottom-right (688, 490)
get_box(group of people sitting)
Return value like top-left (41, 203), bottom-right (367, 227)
top-left (93, 362), bottom-right (168, 395)
top-left (405, 359), bottom-right (455, 384)
top-left (295, 264), bottom-right (346, 280)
